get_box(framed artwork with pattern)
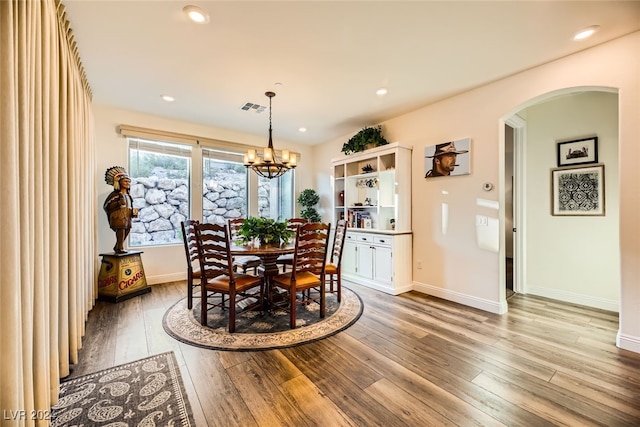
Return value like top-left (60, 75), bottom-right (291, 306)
top-left (551, 164), bottom-right (605, 216)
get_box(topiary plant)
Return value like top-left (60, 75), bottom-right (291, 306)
top-left (341, 125), bottom-right (389, 155)
top-left (297, 189), bottom-right (321, 222)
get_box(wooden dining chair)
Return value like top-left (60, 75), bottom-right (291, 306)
top-left (325, 219), bottom-right (347, 302)
top-left (194, 222), bottom-right (264, 333)
top-left (276, 217), bottom-right (308, 272)
top-left (271, 222), bottom-right (331, 329)
top-left (180, 219), bottom-right (200, 309)
top-left (227, 218), bottom-right (261, 275)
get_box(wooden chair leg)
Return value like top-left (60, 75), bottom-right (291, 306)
top-left (200, 289), bottom-right (207, 326)
top-left (337, 274), bottom-right (341, 303)
top-left (229, 290), bottom-right (236, 333)
top-left (289, 286), bottom-right (297, 328)
top-left (187, 273), bottom-right (193, 309)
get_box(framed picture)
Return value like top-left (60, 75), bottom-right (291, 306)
top-left (424, 137), bottom-right (471, 178)
top-left (557, 136), bottom-right (598, 167)
top-left (551, 164), bottom-right (604, 216)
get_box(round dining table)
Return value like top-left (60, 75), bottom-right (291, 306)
top-left (230, 242), bottom-right (294, 277)
top-left (229, 242), bottom-right (295, 312)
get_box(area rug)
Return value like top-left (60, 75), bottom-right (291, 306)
top-left (51, 352), bottom-right (194, 427)
top-left (162, 287), bottom-right (363, 351)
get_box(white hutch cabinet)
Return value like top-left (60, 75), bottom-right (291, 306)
top-left (332, 142), bottom-right (412, 295)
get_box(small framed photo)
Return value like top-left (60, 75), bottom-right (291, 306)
top-left (551, 164), bottom-right (604, 216)
top-left (557, 137), bottom-right (598, 167)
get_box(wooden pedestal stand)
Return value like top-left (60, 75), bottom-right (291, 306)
top-left (98, 251), bottom-right (151, 303)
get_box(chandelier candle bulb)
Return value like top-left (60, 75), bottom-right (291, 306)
top-left (289, 153), bottom-right (297, 167)
top-left (282, 150), bottom-right (290, 163)
top-left (264, 148), bottom-right (273, 163)
top-left (247, 149), bottom-right (256, 163)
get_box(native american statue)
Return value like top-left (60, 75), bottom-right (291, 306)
top-left (103, 166), bottom-right (138, 253)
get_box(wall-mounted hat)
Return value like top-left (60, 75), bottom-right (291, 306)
top-left (426, 141), bottom-right (469, 158)
top-left (104, 166), bottom-right (129, 189)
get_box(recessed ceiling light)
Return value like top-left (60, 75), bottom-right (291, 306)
top-left (376, 88), bottom-right (388, 96)
top-left (572, 25), bottom-right (600, 41)
top-left (161, 94), bottom-right (175, 102)
top-left (183, 5), bottom-right (210, 24)
top-left (298, 127), bottom-right (307, 133)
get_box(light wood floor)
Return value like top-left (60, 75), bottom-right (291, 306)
top-left (71, 281), bottom-right (640, 426)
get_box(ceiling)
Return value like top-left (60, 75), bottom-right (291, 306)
top-left (62, 1), bottom-right (640, 146)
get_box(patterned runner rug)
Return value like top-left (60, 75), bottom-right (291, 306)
top-left (163, 287), bottom-right (363, 351)
top-left (51, 352), bottom-right (194, 427)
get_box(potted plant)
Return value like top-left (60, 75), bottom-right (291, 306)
top-left (341, 125), bottom-right (389, 155)
top-left (297, 189), bottom-right (321, 222)
top-left (236, 217), bottom-right (295, 246)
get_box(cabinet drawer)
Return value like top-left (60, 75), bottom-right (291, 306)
top-left (373, 236), bottom-right (391, 246)
top-left (356, 235), bottom-right (372, 243)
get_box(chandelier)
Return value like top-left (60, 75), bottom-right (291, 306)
top-left (244, 91), bottom-right (297, 179)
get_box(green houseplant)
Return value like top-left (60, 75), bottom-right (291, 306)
top-left (341, 125), bottom-right (389, 155)
top-left (236, 217), bottom-right (295, 246)
top-left (297, 189), bottom-right (321, 222)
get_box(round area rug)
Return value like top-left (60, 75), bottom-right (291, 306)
top-left (162, 287), bottom-right (363, 351)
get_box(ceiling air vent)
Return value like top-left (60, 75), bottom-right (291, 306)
top-left (240, 102), bottom-right (266, 113)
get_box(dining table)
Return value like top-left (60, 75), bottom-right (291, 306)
top-left (229, 242), bottom-right (295, 312)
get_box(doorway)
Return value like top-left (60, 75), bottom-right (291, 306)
top-left (504, 124), bottom-right (514, 298)
top-left (503, 114), bottom-right (525, 300)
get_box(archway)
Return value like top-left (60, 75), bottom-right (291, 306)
top-left (500, 87), bottom-right (620, 315)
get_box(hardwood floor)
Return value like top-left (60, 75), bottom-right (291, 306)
top-left (70, 281), bottom-right (640, 426)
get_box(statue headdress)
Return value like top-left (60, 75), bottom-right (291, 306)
top-left (105, 166), bottom-right (128, 190)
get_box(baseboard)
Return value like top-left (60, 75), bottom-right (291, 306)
top-left (617, 332), bottom-right (640, 353)
top-left (527, 285), bottom-right (619, 312)
top-left (342, 274), bottom-right (413, 295)
top-left (146, 272), bottom-right (186, 285)
top-left (412, 281), bottom-right (505, 314)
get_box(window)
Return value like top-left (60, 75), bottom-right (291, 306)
top-left (258, 172), bottom-right (294, 220)
top-left (125, 134), bottom-right (296, 248)
top-left (202, 148), bottom-right (248, 224)
top-left (128, 138), bottom-right (192, 247)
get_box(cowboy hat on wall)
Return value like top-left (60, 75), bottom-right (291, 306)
top-left (424, 137), bottom-right (471, 178)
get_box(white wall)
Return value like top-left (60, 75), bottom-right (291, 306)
top-left (524, 92), bottom-right (619, 310)
top-left (312, 32), bottom-right (640, 352)
top-left (94, 104), bottom-right (315, 284)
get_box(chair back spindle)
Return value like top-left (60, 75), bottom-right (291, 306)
top-left (325, 219), bottom-right (347, 302)
top-left (180, 219), bottom-right (200, 309)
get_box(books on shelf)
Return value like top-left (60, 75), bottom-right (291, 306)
top-left (347, 210), bottom-right (373, 229)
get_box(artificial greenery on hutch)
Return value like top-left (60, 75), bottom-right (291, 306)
top-left (297, 189), bottom-right (321, 222)
top-left (341, 125), bottom-right (389, 155)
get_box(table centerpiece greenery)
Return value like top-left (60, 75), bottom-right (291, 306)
top-left (235, 217), bottom-right (295, 246)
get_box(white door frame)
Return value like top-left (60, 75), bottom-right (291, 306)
top-left (505, 115), bottom-right (526, 296)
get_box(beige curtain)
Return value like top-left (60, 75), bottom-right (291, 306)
top-left (0, 1), bottom-right (96, 424)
